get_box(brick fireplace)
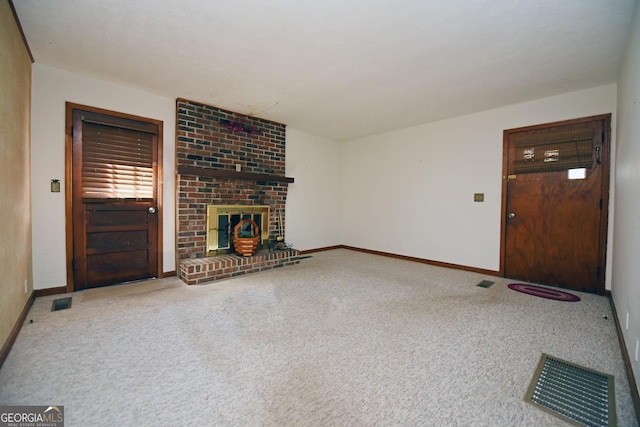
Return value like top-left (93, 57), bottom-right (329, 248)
top-left (176, 99), bottom-right (298, 284)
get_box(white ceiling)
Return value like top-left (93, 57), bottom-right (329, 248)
top-left (13, 0), bottom-right (637, 140)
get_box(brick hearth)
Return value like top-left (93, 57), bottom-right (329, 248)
top-left (175, 99), bottom-right (296, 284)
top-left (179, 249), bottom-right (299, 285)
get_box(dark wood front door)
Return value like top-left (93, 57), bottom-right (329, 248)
top-left (502, 115), bottom-right (610, 294)
top-left (69, 105), bottom-right (161, 290)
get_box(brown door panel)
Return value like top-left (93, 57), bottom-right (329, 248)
top-left (86, 207), bottom-right (150, 226)
top-left (505, 174), bottom-right (601, 291)
top-left (86, 250), bottom-right (150, 286)
top-left (86, 230), bottom-right (149, 254)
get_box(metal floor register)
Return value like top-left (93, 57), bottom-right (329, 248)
top-left (525, 353), bottom-right (615, 427)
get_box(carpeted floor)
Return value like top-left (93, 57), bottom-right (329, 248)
top-left (79, 278), bottom-right (169, 302)
top-left (0, 249), bottom-right (637, 426)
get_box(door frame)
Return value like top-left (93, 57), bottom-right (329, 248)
top-left (65, 102), bottom-right (164, 292)
top-left (499, 113), bottom-right (611, 294)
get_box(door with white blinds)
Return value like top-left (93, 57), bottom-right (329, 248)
top-left (71, 108), bottom-right (159, 290)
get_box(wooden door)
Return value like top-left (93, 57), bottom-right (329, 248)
top-left (502, 115), bottom-right (610, 294)
top-left (70, 107), bottom-right (160, 290)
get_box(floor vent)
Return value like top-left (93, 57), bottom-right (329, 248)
top-left (51, 297), bottom-right (72, 312)
top-left (476, 280), bottom-right (494, 288)
top-left (525, 353), bottom-right (615, 427)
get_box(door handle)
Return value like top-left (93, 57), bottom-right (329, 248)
top-left (508, 212), bottom-right (516, 219)
top-left (148, 207), bottom-right (157, 214)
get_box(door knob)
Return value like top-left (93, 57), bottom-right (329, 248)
top-left (508, 212), bottom-right (516, 219)
top-left (148, 207), bottom-right (157, 214)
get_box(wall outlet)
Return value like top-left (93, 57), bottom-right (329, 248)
top-left (235, 164), bottom-right (241, 172)
top-left (626, 312), bottom-right (629, 330)
top-left (24, 279), bottom-right (28, 294)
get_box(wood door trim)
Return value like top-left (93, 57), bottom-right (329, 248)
top-left (499, 114), bottom-right (611, 294)
top-left (65, 102), bottom-right (164, 292)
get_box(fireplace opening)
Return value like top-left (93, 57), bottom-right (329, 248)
top-left (206, 205), bottom-right (270, 256)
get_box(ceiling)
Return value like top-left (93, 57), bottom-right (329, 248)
top-left (13, 0), bottom-right (637, 140)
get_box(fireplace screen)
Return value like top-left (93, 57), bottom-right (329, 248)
top-left (206, 205), bottom-right (269, 255)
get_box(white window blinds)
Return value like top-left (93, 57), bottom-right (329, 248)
top-left (81, 116), bottom-right (156, 200)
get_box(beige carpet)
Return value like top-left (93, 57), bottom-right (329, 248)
top-left (79, 278), bottom-right (169, 302)
top-left (0, 249), bottom-right (637, 426)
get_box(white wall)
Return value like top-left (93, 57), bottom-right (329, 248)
top-left (342, 85), bottom-right (617, 279)
top-left (31, 63), bottom-right (176, 290)
top-left (286, 128), bottom-right (342, 251)
top-left (612, 2), bottom-right (640, 396)
top-left (28, 61), bottom-right (621, 296)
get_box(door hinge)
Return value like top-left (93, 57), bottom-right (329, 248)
top-left (599, 199), bottom-right (603, 210)
top-left (597, 265), bottom-right (601, 277)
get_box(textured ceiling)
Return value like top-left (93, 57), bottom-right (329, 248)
top-left (13, 0), bottom-right (637, 140)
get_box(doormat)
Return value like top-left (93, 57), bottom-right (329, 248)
top-left (476, 280), bottom-right (495, 288)
top-left (508, 283), bottom-right (580, 302)
top-left (525, 353), bottom-right (615, 427)
top-left (51, 297), bottom-right (72, 311)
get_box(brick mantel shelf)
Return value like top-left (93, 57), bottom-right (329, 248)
top-left (177, 165), bottom-right (294, 184)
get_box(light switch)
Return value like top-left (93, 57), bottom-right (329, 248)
top-left (51, 179), bottom-right (60, 193)
top-left (474, 193), bottom-right (484, 202)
